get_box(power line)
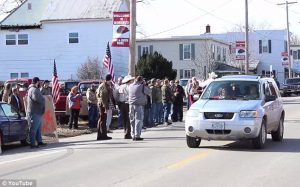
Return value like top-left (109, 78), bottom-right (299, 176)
top-left (141, 0), bottom-right (236, 38)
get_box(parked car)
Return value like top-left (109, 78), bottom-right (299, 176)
top-left (0, 102), bottom-right (29, 153)
top-left (282, 77), bottom-right (300, 96)
top-left (185, 75), bottom-right (285, 149)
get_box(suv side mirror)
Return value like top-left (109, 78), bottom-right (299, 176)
top-left (193, 94), bottom-right (200, 101)
top-left (265, 95), bottom-right (276, 102)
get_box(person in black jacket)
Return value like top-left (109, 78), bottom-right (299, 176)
top-left (172, 80), bottom-right (185, 122)
top-left (8, 87), bottom-right (23, 113)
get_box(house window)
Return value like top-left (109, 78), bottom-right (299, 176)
top-left (293, 50), bottom-right (298, 60)
top-left (18, 34), bottom-right (28, 45)
top-left (21, 73), bottom-right (29, 78)
top-left (28, 3), bottom-right (32, 10)
top-left (259, 40), bottom-right (271, 53)
top-left (184, 70), bottom-right (191, 78)
top-left (183, 44), bottom-right (191, 60)
top-left (6, 34), bottom-right (16, 45)
top-left (69, 32), bottom-right (79, 43)
top-left (142, 47), bottom-right (149, 55)
top-left (10, 73), bottom-right (18, 79)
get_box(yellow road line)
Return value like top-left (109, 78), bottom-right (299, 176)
top-left (167, 151), bottom-right (210, 169)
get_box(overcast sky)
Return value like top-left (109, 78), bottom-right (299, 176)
top-left (136, 0), bottom-right (300, 38)
top-left (1, 0), bottom-right (300, 39)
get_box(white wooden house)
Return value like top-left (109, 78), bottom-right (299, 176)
top-left (136, 37), bottom-right (233, 80)
top-left (0, 0), bottom-right (129, 81)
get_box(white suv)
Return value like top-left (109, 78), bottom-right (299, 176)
top-left (185, 75), bottom-right (285, 149)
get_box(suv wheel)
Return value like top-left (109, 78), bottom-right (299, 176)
top-left (186, 135), bottom-right (201, 148)
top-left (252, 121), bottom-right (267, 149)
top-left (271, 117), bottom-right (284, 141)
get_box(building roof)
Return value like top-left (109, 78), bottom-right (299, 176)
top-left (137, 37), bottom-right (229, 46)
top-left (1, 0), bottom-right (128, 28)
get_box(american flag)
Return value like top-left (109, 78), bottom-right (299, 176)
top-left (51, 60), bottom-right (60, 104)
top-left (103, 42), bottom-right (115, 82)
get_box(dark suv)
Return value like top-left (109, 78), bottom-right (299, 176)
top-left (283, 78), bottom-right (300, 96)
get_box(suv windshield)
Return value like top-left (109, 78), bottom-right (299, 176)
top-left (201, 80), bottom-right (260, 100)
top-left (286, 78), bottom-right (300, 84)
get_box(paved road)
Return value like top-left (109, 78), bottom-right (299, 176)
top-left (1, 97), bottom-right (300, 187)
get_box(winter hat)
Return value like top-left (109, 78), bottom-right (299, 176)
top-left (106, 74), bottom-right (112, 81)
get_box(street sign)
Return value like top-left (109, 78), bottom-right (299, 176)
top-left (235, 41), bottom-right (246, 60)
top-left (281, 51), bottom-right (289, 66)
top-left (112, 12), bottom-right (130, 47)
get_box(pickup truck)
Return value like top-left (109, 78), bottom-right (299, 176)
top-left (282, 78), bottom-right (300, 96)
top-left (55, 80), bottom-right (80, 123)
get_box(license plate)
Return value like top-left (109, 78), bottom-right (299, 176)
top-left (212, 122), bottom-right (225, 130)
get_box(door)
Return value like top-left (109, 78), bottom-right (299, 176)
top-left (268, 81), bottom-right (282, 130)
top-left (1, 103), bottom-right (23, 142)
top-left (262, 83), bottom-right (276, 131)
top-left (0, 105), bottom-right (10, 144)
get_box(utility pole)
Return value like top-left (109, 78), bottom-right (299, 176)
top-left (245, 0), bottom-right (249, 75)
top-left (278, 1), bottom-right (297, 78)
top-left (129, 0), bottom-right (136, 76)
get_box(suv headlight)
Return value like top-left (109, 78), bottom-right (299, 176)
top-left (187, 109), bottom-right (200, 117)
top-left (239, 110), bottom-right (258, 118)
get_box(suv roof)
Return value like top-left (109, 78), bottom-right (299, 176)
top-left (221, 75), bottom-right (260, 80)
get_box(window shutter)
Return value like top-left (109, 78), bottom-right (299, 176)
top-left (191, 43), bottom-right (195, 60)
top-left (191, 69), bottom-right (195, 77)
top-left (298, 50), bottom-right (300, 59)
top-left (138, 45), bottom-right (141, 59)
top-left (268, 40), bottom-right (272, 53)
top-left (179, 44), bottom-right (183, 60)
top-left (284, 40), bottom-right (287, 52)
top-left (150, 45), bottom-right (153, 55)
top-left (180, 69), bottom-right (183, 79)
top-left (259, 40), bottom-right (262, 54)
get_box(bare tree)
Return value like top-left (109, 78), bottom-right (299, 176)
top-left (290, 32), bottom-right (300, 45)
top-left (192, 39), bottom-right (217, 80)
top-left (77, 57), bottom-right (103, 80)
top-left (0, 0), bottom-right (25, 15)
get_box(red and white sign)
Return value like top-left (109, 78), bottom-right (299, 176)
top-left (235, 41), bottom-right (246, 60)
top-left (112, 12), bottom-right (130, 47)
top-left (281, 52), bottom-right (289, 66)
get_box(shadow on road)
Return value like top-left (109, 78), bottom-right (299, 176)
top-left (199, 138), bottom-right (300, 153)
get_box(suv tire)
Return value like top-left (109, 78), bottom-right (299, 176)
top-left (186, 135), bottom-right (201, 148)
top-left (271, 117), bottom-right (284, 141)
top-left (252, 120), bottom-right (267, 149)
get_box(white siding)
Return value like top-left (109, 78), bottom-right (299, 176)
top-left (0, 20), bottom-right (128, 80)
top-left (136, 39), bottom-right (230, 80)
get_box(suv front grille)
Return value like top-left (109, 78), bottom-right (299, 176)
top-left (204, 112), bottom-right (234, 119)
top-left (206, 129), bottom-right (231, 135)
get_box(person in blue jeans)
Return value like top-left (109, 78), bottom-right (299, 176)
top-left (27, 77), bottom-right (46, 148)
top-left (87, 85), bottom-right (98, 128)
top-left (161, 79), bottom-right (173, 125)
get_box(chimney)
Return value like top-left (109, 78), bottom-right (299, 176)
top-left (205, 24), bottom-right (211, 34)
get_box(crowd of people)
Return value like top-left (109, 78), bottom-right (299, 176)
top-left (0, 73), bottom-right (211, 147)
top-left (82, 74), bottom-right (211, 141)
